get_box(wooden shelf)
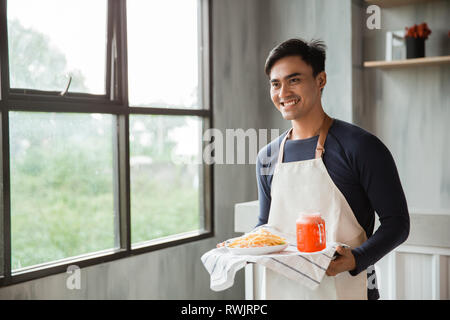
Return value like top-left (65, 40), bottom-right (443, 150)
top-left (364, 55), bottom-right (450, 68)
top-left (365, 0), bottom-right (437, 8)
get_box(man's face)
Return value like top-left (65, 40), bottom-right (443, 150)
top-left (269, 55), bottom-right (325, 121)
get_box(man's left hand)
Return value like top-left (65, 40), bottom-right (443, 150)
top-left (326, 246), bottom-right (356, 276)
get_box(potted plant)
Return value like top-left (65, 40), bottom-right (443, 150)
top-left (404, 23), bottom-right (432, 59)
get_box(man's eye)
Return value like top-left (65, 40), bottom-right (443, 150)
top-left (271, 82), bottom-right (280, 89)
top-left (290, 78), bottom-right (301, 84)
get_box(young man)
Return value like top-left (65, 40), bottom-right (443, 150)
top-left (256, 38), bottom-right (410, 300)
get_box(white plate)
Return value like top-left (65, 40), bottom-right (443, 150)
top-left (226, 243), bottom-right (289, 255)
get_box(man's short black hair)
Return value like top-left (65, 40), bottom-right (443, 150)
top-left (264, 38), bottom-right (327, 77)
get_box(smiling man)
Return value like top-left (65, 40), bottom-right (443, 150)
top-left (256, 38), bottom-right (410, 300)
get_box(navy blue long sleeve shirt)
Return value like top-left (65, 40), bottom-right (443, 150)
top-left (256, 118), bottom-right (410, 300)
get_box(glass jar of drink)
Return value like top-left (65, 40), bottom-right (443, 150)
top-left (296, 213), bottom-right (326, 252)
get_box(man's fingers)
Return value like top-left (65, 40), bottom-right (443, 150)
top-left (326, 261), bottom-right (336, 276)
top-left (335, 245), bottom-right (346, 254)
top-left (326, 269), bottom-right (336, 276)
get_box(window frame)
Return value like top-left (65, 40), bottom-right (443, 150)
top-left (0, 0), bottom-right (213, 287)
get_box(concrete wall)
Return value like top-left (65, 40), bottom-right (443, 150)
top-left (258, 0), bottom-right (354, 132)
top-left (353, 0), bottom-right (450, 210)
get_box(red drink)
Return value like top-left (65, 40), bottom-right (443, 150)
top-left (296, 213), bottom-right (326, 252)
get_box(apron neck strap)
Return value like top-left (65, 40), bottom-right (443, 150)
top-left (277, 114), bottom-right (334, 164)
top-left (315, 114), bottom-right (334, 159)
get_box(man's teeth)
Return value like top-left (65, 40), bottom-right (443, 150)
top-left (283, 99), bottom-right (299, 107)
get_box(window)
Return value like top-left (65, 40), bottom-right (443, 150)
top-left (7, 0), bottom-right (107, 94)
top-left (0, 0), bottom-right (211, 286)
top-left (129, 115), bottom-right (203, 245)
top-left (10, 112), bottom-right (116, 270)
top-left (127, 0), bottom-right (200, 108)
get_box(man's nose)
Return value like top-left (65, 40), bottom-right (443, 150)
top-left (279, 83), bottom-right (291, 99)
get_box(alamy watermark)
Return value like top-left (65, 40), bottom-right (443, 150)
top-left (367, 265), bottom-right (380, 291)
top-left (66, 264), bottom-right (81, 290)
top-left (366, 5), bottom-right (381, 30)
top-left (172, 128), bottom-right (280, 175)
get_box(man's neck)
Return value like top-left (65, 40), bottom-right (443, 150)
top-left (290, 107), bottom-right (326, 140)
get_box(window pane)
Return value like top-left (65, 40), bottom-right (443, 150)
top-left (130, 115), bottom-right (203, 244)
top-left (127, 0), bottom-right (200, 108)
top-left (9, 112), bottom-right (115, 270)
top-left (7, 0), bottom-right (107, 94)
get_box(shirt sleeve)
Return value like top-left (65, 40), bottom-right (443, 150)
top-left (256, 153), bottom-right (271, 227)
top-left (349, 134), bottom-right (410, 276)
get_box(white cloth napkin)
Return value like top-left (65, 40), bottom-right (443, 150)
top-left (201, 227), bottom-right (341, 292)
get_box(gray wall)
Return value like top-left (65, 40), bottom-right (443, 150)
top-left (353, 0), bottom-right (450, 210)
top-left (258, 0), bottom-right (354, 132)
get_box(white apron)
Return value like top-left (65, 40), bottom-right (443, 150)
top-left (263, 115), bottom-right (368, 300)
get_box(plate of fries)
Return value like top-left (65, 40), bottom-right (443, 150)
top-left (222, 228), bottom-right (288, 255)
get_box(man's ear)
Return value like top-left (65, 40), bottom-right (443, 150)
top-left (316, 71), bottom-right (327, 89)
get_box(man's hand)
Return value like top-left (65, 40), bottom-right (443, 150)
top-left (326, 246), bottom-right (356, 276)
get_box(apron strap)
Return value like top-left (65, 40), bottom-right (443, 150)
top-left (315, 114), bottom-right (334, 159)
top-left (277, 114), bottom-right (334, 164)
top-left (277, 128), bottom-right (293, 164)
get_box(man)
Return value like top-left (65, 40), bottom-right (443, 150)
top-left (256, 38), bottom-right (410, 300)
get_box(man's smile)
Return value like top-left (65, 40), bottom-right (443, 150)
top-left (280, 98), bottom-right (300, 109)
